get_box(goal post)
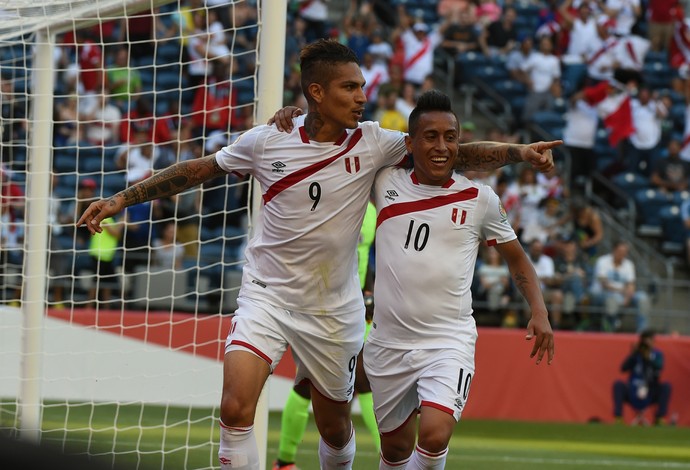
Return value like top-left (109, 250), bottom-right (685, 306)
top-left (1, 1), bottom-right (286, 468)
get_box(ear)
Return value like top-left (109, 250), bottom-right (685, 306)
top-left (404, 134), bottom-right (413, 154)
top-left (307, 82), bottom-right (324, 104)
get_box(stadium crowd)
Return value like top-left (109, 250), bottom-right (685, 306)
top-left (1, 0), bottom-right (689, 332)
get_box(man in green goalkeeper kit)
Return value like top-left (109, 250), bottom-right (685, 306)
top-left (273, 201), bottom-right (379, 470)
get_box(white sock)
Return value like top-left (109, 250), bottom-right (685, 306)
top-left (218, 421), bottom-right (260, 470)
top-left (318, 424), bottom-right (356, 470)
top-left (379, 452), bottom-right (410, 469)
top-left (407, 445), bottom-right (448, 470)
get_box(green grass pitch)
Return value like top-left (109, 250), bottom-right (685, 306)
top-left (2, 402), bottom-right (690, 469)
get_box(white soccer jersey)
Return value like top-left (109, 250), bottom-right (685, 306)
top-left (368, 168), bottom-right (517, 349)
top-left (215, 115), bottom-right (407, 314)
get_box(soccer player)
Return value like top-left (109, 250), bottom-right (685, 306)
top-left (274, 201), bottom-right (379, 470)
top-left (363, 90), bottom-right (554, 469)
top-left (77, 39), bottom-right (558, 470)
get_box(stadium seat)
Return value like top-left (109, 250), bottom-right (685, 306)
top-left (611, 172), bottom-right (651, 199)
top-left (101, 172), bottom-right (127, 196)
top-left (455, 52), bottom-right (492, 84)
top-left (634, 188), bottom-right (675, 236)
top-left (659, 205), bottom-right (686, 254)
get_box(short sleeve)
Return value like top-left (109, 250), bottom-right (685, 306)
top-left (214, 125), bottom-right (268, 176)
top-left (367, 121), bottom-right (408, 168)
top-left (480, 188), bottom-right (518, 245)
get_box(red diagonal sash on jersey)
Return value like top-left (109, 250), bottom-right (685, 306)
top-left (365, 70), bottom-right (383, 101)
top-left (404, 37), bottom-right (431, 71)
top-left (263, 128), bottom-right (363, 204)
top-left (586, 38), bottom-right (618, 65)
top-left (376, 187), bottom-right (479, 228)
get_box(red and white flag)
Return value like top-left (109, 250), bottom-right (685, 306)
top-left (584, 81), bottom-right (634, 146)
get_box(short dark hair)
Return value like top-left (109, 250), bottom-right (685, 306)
top-left (300, 39), bottom-right (359, 102)
top-left (408, 89), bottom-right (458, 136)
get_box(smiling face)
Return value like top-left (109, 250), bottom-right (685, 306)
top-left (307, 62), bottom-right (367, 137)
top-left (406, 110), bottom-right (459, 186)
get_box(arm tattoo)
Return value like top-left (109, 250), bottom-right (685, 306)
top-left (513, 271), bottom-right (530, 299)
top-left (305, 113), bottom-right (325, 139)
top-left (455, 142), bottom-right (523, 171)
top-left (117, 157), bottom-right (225, 207)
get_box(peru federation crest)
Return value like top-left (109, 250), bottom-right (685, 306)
top-left (344, 156), bottom-right (361, 174)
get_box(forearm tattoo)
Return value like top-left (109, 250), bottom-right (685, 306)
top-left (513, 271), bottom-right (530, 299)
top-left (305, 113), bottom-right (325, 139)
top-left (455, 142), bottom-right (522, 171)
top-left (117, 157), bottom-right (224, 206)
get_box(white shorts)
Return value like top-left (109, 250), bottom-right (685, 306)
top-left (363, 342), bottom-right (475, 434)
top-left (225, 296), bottom-right (365, 402)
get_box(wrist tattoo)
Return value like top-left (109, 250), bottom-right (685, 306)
top-left (456, 143), bottom-right (523, 171)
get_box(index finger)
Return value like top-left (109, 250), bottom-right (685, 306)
top-left (533, 140), bottom-right (563, 152)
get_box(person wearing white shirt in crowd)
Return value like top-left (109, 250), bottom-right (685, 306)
top-left (584, 16), bottom-right (620, 83)
top-left (367, 29), bottom-right (394, 66)
top-left (590, 240), bottom-right (650, 332)
top-left (360, 52), bottom-right (389, 107)
top-left (394, 5), bottom-right (448, 87)
top-left (525, 239), bottom-right (564, 328)
top-left (603, 0), bottom-right (641, 37)
top-left (151, 221), bottom-right (184, 271)
top-left (79, 93), bottom-right (122, 146)
top-left (627, 87), bottom-right (669, 174)
top-left (560, 0), bottom-right (599, 63)
top-left (520, 36), bottom-right (562, 122)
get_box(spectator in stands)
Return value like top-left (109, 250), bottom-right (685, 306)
top-left (53, 94), bottom-right (80, 146)
top-left (151, 221), bottom-right (184, 271)
top-left (568, 198), bottom-right (604, 259)
top-left (106, 47), bottom-right (142, 110)
top-left (647, 0), bottom-right (679, 51)
top-left (522, 196), bottom-right (568, 246)
top-left (186, 9), bottom-right (227, 89)
top-left (506, 33), bottom-right (535, 86)
top-left (440, 6), bottom-right (480, 62)
top-left (360, 52), bottom-right (389, 115)
top-left (61, 178), bottom-right (100, 250)
top-left (559, 88), bottom-right (598, 192)
top-left (191, 61), bottom-right (236, 135)
top-left (681, 197), bottom-right (690, 268)
top-left (49, 175), bottom-right (73, 309)
top-left (373, 84), bottom-right (407, 133)
top-left (122, 199), bottom-right (154, 293)
top-left (74, 30), bottom-right (104, 94)
top-left (117, 129), bottom-right (157, 186)
top-left (525, 239), bottom-right (564, 328)
top-left (395, 81), bottom-right (419, 121)
top-left (342, 3), bottom-right (373, 61)
top-left (602, 0), bottom-right (641, 38)
top-left (119, 9), bottom-right (154, 61)
top-left (613, 329), bottom-right (672, 425)
top-left (521, 36), bottom-right (562, 123)
top-left (367, 28), bottom-right (394, 67)
top-left (0, 166), bottom-right (24, 306)
top-left (505, 165), bottom-right (549, 243)
top-left (559, 0), bottom-right (598, 63)
top-left (393, 6), bottom-right (448, 87)
top-left (590, 240), bottom-right (650, 332)
top-left (460, 121), bottom-right (477, 144)
top-left (0, 78), bottom-right (27, 142)
top-left (86, 215), bottom-right (122, 308)
top-left (626, 87), bottom-right (669, 175)
top-left (650, 139), bottom-right (690, 193)
top-left (476, 245), bottom-right (511, 313)
top-left (120, 96), bottom-right (158, 145)
top-left (80, 93), bottom-right (122, 146)
top-left (584, 16), bottom-right (620, 84)
top-left (479, 6), bottom-right (518, 58)
top-left (553, 237), bottom-right (591, 330)
top-left (297, 0), bottom-right (330, 43)
top-left (475, 0), bottom-right (502, 28)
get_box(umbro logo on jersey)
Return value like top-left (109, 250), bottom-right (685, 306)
top-left (385, 190), bottom-right (399, 201)
top-left (344, 156), bottom-right (360, 174)
top-left (271, 161), bottom-right (286, 173)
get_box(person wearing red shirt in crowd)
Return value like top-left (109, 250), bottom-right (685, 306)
top-left (649, 0), bottom-right (680, 51)
top-left (191, 62), bottom-right (238, 135)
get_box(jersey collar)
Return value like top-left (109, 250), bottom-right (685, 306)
top-left (299, 126), bottom-right (349, 145)
top-left (410, 171), bottom-right (455, 188)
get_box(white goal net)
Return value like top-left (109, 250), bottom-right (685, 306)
top-left (0, 1), bottom-right (284, 468)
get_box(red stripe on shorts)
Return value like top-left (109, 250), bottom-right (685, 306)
top-left (229, 340), bottom-right (272, 365)
top-left (420, 400), bottom-right (455, 416)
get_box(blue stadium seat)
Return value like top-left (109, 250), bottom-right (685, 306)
top-left (529, 110), bottom-right (566, 138)
top-left (659, 205), bottom-right (686, 254)
top-left (634, 188), bottom-right (675, 236)
top-left (611, 172), bottom-right (651, 199)
top-left (455, 52), bottom-right (492, 83)
top-left (101, 172), bottom-right (127, 196)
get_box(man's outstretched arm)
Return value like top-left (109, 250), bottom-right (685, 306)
top-left (456, 140), bottom-right (562, 173)
top-left (77, 155), bottom-right (226, 234)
